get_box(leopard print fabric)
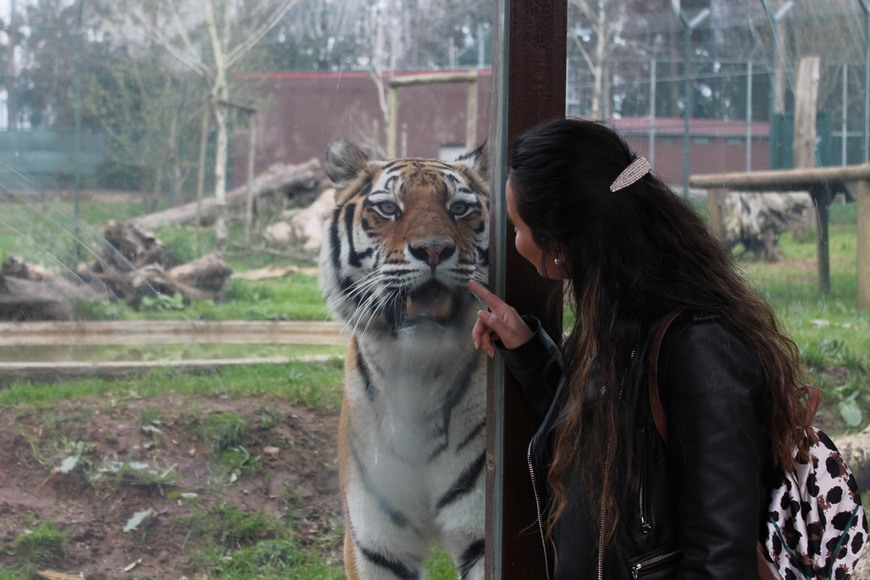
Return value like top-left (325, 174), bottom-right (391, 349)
top-left (763, 428), bottom-right (868, 579)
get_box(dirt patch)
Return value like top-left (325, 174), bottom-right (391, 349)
top-left (0, 394), bottom-right (342, 578)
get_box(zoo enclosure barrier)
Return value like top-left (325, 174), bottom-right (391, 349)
top-left (690, 163), bottom-right (870, 308)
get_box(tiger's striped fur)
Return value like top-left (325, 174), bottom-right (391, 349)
top-left (319, 139), bottom-right (489, 580)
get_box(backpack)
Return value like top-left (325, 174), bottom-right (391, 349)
top-left (648, 309), bottom-right (869, 580)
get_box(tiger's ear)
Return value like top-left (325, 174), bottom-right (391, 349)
top-left (455, 141), bottom-right (489, 180)
top-left (325, 139), bottom-right (369, 189)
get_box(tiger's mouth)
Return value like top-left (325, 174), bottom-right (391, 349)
top-left (393, 281), bottom-right (461, 327)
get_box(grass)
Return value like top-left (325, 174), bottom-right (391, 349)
top-left (166, 502), bottom-right (342, 579)
top-left (10, 522), bottom-right (68, 569)
top-left (719, 203), bottom-right (869, 431)
top-left (0, 359), bottom-right (346, 413)
top-left (71, 269), bottom-right (332, 322)
top-left (200, 411), bottom-right (253, 452)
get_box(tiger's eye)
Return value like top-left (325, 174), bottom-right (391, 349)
top-left (375, 201), bottom-right (399, 217)
top-left (450, 201), bottom-right (469, 216)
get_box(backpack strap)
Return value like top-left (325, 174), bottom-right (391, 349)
top-left (647, 308), bottom-right (776, 580)
top-left (757, 545), bottom-right (776, 580)
top-left (647, 308), bottom-right (685, 443)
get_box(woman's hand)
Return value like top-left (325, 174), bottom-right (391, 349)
top-left (468, 280), bottom-right (534, 357)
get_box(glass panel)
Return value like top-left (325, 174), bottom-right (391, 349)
top-left (565, 0), bottom-right (868, 424)
top-left (0, 1), bottom-right (492, 578)
top-left (567, 1), bottom-right (870, 178)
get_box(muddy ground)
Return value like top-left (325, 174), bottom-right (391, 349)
top-left (0, 393), bottom-right (343, 578)
top-left (0, 371), bottom-right (866, 579)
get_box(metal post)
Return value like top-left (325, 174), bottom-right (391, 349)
top-left (747, 60), bottom-right (753, 171)
top-left (244, 112), bottom-right (257, 246)
top-left (672, 3), bottom-right (709, 197)
top-left (74, 0), bottom-right (84, 256)
top-left (649, 57), bottom-right (657, 167)
top-left (683, 28), bottom-right (691, 196)
top-left (761, 0), bottom-right (794, 167)
top-left (860, 0), bottom-right (870, 162)
top-left (844, 64), bottom-right (850, 166)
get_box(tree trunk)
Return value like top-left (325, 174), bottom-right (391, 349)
top-left (206, 0), bottom-right (230, 256)
top-left (793, 57), bottom-right (820, 169)
top-left (130, 158), bottom-right (322, 231)
top-left (793, 56), bottom-right (821, 235)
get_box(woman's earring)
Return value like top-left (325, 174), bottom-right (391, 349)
top-left (554, 257), bottom-right (562, 266)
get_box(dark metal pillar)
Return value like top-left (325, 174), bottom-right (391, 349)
top-left (486, 0), bottom-right (566, 578)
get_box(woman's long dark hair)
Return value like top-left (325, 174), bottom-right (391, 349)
top-left (508, 117), bottom-right (812, 552)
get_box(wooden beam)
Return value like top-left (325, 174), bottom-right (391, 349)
top-left (690, 163), bottom-right (870, 305)
top-left (706, 188), bottom-right (726, 241)
top-left (388, 71), bottom-right (479, 88)
top-left (387, 84), bottom-right (399, 157)
top-left (810, 187), bottom-right (832, 294)
top-left (690, 163), bottom-right (870, 191)
top-left (386, 70), bottom-right (481, 157)
top-left (466, 73), bottom-right (479, 150)
top-left (847, 179), bottom-right (870, 308)
top-left (0, 320), bottom-right (346, 346)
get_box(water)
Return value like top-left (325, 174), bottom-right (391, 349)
top-left (0, 342), bottom-right (344, 363)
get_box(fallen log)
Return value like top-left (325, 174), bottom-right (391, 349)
top-left (265, 187), bottom-right (335, 252)
top-left (82, 254), bottom-right (233, 308)
top-left (130, 158), bottom-right (324, 231)
top-left (0, 273), bottom-right (92, 321)
top-left (100, 220), bottom-right (168, 272)
top-left (168, 252), bottom-right (233, 294)
top-left (2, 255), bottom-right (54, 282)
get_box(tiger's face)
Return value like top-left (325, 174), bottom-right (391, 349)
top-left (320, 139), bottom-right (489, 337)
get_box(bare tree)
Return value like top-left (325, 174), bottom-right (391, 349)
top-left (116, 0), bottom-right (300, 255)
top-left (568, 0), bottom-right (629, 120)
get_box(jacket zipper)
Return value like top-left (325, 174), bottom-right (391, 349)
top-left (527, 442), bottom-right (551, 580)
top-left (631, 548), bottom-right (681, 578)
top-left (638, 427), bottom-right (652, 534)
top-left (597, 434), bottom-right (614, 580)
top-left (638, 480), bottom-right (651, 534)
top-left (598, 348), bottom-right (637, 580)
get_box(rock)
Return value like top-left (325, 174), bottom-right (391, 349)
top-left (833, 426), bottom-right (870, 492)
top-left (720, 192), bottom-right (811, 261)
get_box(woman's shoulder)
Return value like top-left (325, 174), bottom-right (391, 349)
top-left (658, 310), bottom-right (765, 395)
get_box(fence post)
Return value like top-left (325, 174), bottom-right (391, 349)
top-left (849, 178), bottom-right (870, 308)
top-left (707, 188), bottom-right (726, 241)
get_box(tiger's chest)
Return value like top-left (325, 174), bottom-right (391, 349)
top-left (345, 334), bottom-right (486, 469)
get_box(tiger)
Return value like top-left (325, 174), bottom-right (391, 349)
top-left (319, 138), bottom-right (489, 580)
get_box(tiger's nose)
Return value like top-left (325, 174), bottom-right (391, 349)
top-left (409, 239), bottom-right (455, 266)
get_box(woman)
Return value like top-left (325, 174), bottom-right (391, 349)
top-left (469, 117), bottom-right (812, 578)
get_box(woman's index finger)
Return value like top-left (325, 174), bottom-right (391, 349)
top-left (468, 280), bottom-right (503, 309)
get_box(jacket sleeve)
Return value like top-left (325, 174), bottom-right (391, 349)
top-left (658, 318), bottom-right (770, 579)
top-left (498, 315), bottom-right (563, 424)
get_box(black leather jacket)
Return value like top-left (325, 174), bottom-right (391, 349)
top-left (501, 311), bottom-right (771, 579)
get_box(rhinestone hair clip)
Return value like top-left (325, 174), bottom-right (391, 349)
top-left (609, 156), bottom-right (651, 192)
